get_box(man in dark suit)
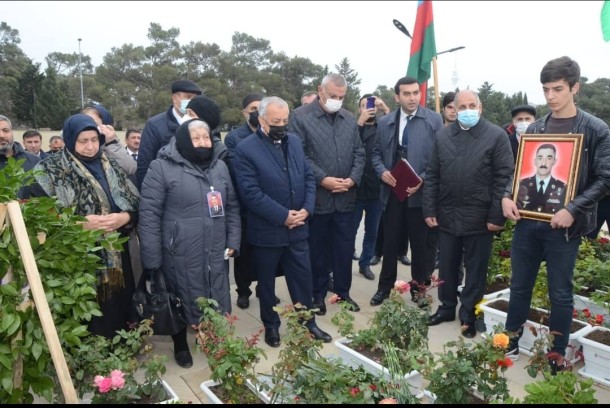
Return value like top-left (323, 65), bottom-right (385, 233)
top-left (516, 143), bottom-right (566, 214)
top-left (22, 130), bottom-right (50, 159)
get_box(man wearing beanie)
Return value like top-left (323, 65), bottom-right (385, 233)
top-left (224, 93), bottom-right (270, 309)
top-left (136, 79), bottom-right (202, 189)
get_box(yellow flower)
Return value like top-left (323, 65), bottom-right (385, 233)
top-left (474, 300), bottom-right (484, 317)
top-left (492, 333), bottom-right (509, 349)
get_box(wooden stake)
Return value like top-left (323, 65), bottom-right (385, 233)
top-left (6, 201), bottom-right (78, 403)
top-left (433, 56), bottom-right (440, 113)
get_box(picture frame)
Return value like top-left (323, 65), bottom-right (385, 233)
top-left (512, 134), bottom-right (583, 222)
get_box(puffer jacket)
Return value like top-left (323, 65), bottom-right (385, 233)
top-left (138, 138), bottom-right (240, 322)
top-left (423, 118), bottom-right (515, 235)
top-left (505, 109), bottom-right (610, 238)
top-left (289, 99), bottom-right (365, 214)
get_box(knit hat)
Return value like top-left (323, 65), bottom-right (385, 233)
top-left (242, 93), bottom-right (264, 109)
top-left (186, 96), bottom-right (221, 130)
top-left (510, 105), bottom-right (536, 118)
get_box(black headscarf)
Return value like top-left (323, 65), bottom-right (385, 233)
top-left (175, 119), bottom-right (214, 168)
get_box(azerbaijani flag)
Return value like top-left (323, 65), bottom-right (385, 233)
top-left (406, 0), bottom-right (437, 106)
top-left (602, 1), bottom-right (610, 41)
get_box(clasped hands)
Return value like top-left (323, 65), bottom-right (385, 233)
top-left (84, 212), bottom-right (130, 232)
top-left (284, 209), bottom-right (309, 229)
top-left (321, 176), bottom-right (355, 193)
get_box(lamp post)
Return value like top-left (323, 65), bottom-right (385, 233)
top-left (78, 38), bottom-right (84, 109)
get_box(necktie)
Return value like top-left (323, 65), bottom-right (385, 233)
top-left (538, 180), bottom-right (544, 195)
top-left (401, 115), bottom-right (413, 148)
top-left (132, 153), bottom-right (138, 160)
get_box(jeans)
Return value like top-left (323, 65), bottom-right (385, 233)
top-left (505, 220), bottom-right (580, 356)
top-left (351, 198), bottom-right (383, 268)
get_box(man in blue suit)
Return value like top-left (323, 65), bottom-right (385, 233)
top-left (232, 96), bottom-right (332, 348)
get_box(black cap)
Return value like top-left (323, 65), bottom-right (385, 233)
top-left (510, 104), bottom-right (536, 118)
top-left (242, 93), bottom-right (264, 109)
top-left (171, 80), bottom-right (202, 95)
top-left (186, 96), bottom-right (221, 131)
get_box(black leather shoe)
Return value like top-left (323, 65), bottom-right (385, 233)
top-left (237, 295), bottom-right (249, 309)
top-left (370, 255), bottom-right (382, 265)
top-left (312, 298), bottom-right (326, 316)
top-left (370, 290), bottom-right (390, 306)
top-left (338, 296), bottom-right (360, 312)
top-left (264, 328), bottom-right (281, 347)
top-left (359, 266), bottom-right (375, 280)
top-left (352, 251), bottom-right (359, 261)
top-left (174, 350), bottom-right (193, 368)
top-left (428, 311), bottom-right (456, 326)
top-left (398, 255), bottom-right (411, 266)
top-left (461, 321), bottom-right (476, 338)
top-left (308, 325), bottom-right (332, 343)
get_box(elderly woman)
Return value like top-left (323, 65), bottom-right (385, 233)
top-left (138, 119), bottom-right (240, 368)
top-left (33, 114), bottom-right (140, 339)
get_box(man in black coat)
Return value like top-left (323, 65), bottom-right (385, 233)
top-left (505, 104), bottom-right (536, 163)
top-left (136, 79), bottom-right (202, 189)
top-left (423, 90), bottom-right (514, 339)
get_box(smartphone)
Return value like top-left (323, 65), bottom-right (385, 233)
top-left (366, 96), bottom-right (376, 110)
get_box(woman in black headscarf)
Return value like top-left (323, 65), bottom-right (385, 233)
top-left (34, 114), bottom-right (140, 338)
top-left (138, 119), bottom-right (240, 368)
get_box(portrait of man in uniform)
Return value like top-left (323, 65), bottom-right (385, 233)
top-left (516, 143), bottom-right (567, 215)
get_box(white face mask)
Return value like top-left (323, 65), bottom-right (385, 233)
top-left (322, 91), bottom-right (343, 113)
top-left (179, 99), bottom-right (190, 115)
top-left (515, 121), bottom-right (531, 135)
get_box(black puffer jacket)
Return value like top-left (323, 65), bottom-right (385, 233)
top-left (505, 109), bottom-right (610, 238)
top-left (423, 118), bottom-right (514, 235)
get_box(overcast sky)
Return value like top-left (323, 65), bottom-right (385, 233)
top-left (4, 1), bottom-right (609, 106)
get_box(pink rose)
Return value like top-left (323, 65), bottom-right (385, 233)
top-left (394, 280), bottom-right (410, 294)
top-left (95, 376), bottom-right (113, 393)
top-left (328, 293), bottom-right (341, 304)
top-left (109, 370), bottom-right (125, 389)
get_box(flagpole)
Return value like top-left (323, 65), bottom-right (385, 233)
top-left (432, 56), bottom-right (440, 113)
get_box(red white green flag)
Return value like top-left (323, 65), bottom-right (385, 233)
top-left (406, 0), bottom-right (437, 106)
top-left (602, 1), bottom-right (610, 41)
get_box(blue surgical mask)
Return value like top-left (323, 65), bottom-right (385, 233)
top-left (457, 109), bottom-right (480, 128)
top-left (179, 99), bottom-right (189, 115)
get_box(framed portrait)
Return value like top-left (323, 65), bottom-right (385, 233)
top-left (512, 134), bottom-right (583, 222)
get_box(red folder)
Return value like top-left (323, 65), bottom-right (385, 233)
top-left (390, 158), bottom-right (422, 202)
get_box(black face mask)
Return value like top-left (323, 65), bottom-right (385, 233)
top-left (248, 111), bottom-right (259, 128)
top-left (268, 124), bottom-right (288, 141)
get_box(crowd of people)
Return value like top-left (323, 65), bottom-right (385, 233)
top-left (1, 55), bottom-right (609, 374)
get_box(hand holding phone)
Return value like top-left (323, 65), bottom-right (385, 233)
top-left (366, 96), bottom-right (376, 110)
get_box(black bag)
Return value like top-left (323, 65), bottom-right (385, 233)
top-left (132, 268), bottom-right (187, 335)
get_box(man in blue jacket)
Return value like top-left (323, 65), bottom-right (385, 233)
top-left (136, 79), bottom-right (202, 189)
top-left (232, 96), bottom-right (332, 347)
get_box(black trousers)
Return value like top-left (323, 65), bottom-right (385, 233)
top-left (436, 230), bottom-right (493, 324)
top-left (377, 194), bottom-right (429, 293)
top-left (234, 216), bottom-right (254, 298)
top-left (251, 240), bottom-right (315, 330)
top-left (374, 213), bottom-right (409, 258)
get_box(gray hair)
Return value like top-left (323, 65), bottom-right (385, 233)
top-left (258, 96), bottom-right (289, 118)
top-left (321, 73), bottom-right (347, 89)
top-left (0, 115), bottom-right (12, 128)
top-left (187, 119), bottom-right (211, 135)
top-left (454, 89), bottom-right (481, 107)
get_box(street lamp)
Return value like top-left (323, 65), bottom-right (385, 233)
top-left (392, 19), bottom-right (413, 39)
top-left (78, 38), bottom-right (84, 109)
